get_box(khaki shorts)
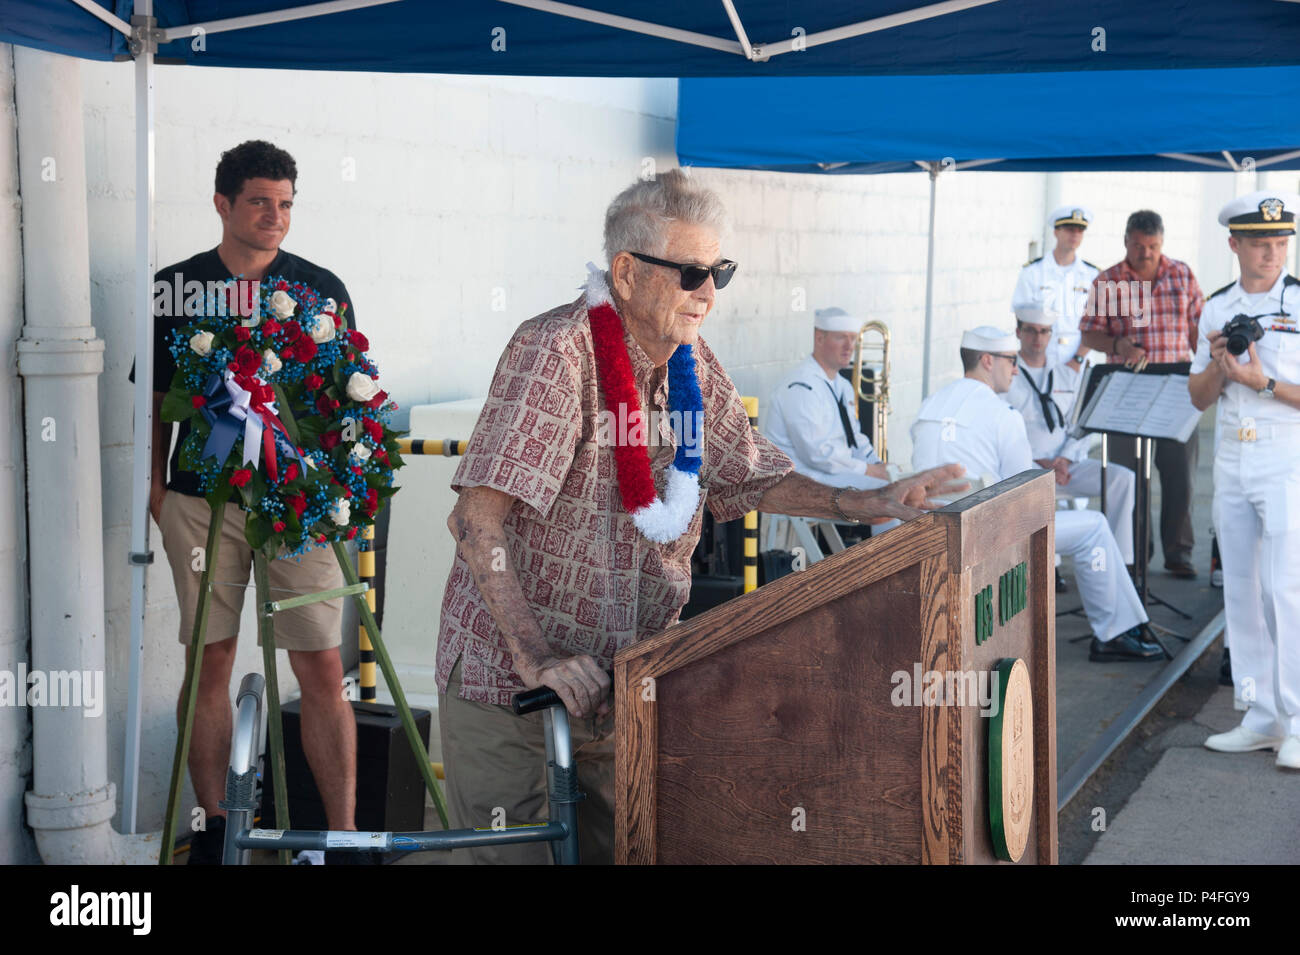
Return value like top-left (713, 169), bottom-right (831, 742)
top-left (159, 490), bottom-right (344, 651)
top-left (438, 657), bottom-right (615, 864)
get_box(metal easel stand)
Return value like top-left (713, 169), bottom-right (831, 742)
top-left (160, 509), bottom-right (449, 865)
top-left (1134, 436), bottom-right (1192, 649)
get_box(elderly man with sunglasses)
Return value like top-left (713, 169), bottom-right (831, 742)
top-left (436, 170), bottom-right (965, 863)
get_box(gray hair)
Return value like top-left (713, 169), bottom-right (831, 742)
top-left (603, 169), bottom-right (728, 265)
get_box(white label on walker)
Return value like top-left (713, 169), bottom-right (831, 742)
top-left (248, 829), bottom-right (285, 840)
top-left (325, 831), bottom-right (387, 849)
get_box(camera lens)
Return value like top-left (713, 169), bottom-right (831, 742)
top-left (1226, 333), bottom-right (1249, 356)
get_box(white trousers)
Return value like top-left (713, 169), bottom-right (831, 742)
top-left (1056, 509), bottom-right (1148, 641)
top-left (1060, 459), bottom-right (1136, 566)
top-left (1213, 437), bottom-right (1300, 737)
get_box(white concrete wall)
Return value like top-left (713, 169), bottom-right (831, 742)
top-left (0, 49), bottom-right (1279, 852)
top-left (0, 45), bottom-right (38, 865)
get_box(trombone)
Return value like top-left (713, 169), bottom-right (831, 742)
top-left (849, 320), bottom-right (891, 462)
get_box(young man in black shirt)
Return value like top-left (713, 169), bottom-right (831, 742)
top-left (137, 140), bottom-right (360, 863)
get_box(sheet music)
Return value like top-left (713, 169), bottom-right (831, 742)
top-left (1078, 371), bottom-right (1202, 441)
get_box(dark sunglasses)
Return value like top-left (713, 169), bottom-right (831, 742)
top-left (630, 252), bottom-right (737, 291)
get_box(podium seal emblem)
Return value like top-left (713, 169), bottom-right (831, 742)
top-left (988, 657), bottom-right (1033, 862)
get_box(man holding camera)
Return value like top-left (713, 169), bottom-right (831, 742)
top-left (1190, 191), bottom-right (1300, 770)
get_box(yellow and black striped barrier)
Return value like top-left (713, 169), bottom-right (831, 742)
top-left (742, 396), bottom-right (759, 594)
top-left (397, 438), bottom-right (466, 456)
top-left (357, 525), bottom-right (378, 702)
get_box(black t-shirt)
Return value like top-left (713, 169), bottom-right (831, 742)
top-left (129, 247), bottom-right (356, 497)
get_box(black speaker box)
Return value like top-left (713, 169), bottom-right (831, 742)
top-left (259, 698), bottom-right (432, 861)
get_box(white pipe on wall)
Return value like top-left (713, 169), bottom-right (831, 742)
top-left (14, 45), bottom-right (156, 865)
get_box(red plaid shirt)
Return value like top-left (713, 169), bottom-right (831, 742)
top-left (1080, 255), bottom-right (1204, 363)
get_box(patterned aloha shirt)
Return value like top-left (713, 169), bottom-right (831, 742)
top-left (436, 295), bottom-right (792, 705)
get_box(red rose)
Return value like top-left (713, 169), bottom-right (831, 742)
top-left (234, 326), bottom-right (252, 342)
top-left (305, 373), bottom-right (324, 390)
top-left (273, 521), bottom-right (286, 532)
top-left (286, 493), bottom-right (307, 517)
top-left (191, 396), bottom-right (207, 408)
top-left (363, 417), bottom-right (383, 443)
top-left (284, 463), bottom-right (299, 483)
top-left (333, 312), bottom-right (343, 328)
top-left (282, 321), bottom-right (302, 342)
top-left (276, 280), bottom-right (288, 291)
top-left (317, 534), bottom-right (327, 543)
top-left (295, 338), bottom-right (318, 362)
top-left (374, 449), bottom-right (388, 464)
top-left (227, 361), bottom-right (239, 373)
top-left (343, 487), bottom-right (352, 498)
top-left (351, 465), bottom-right (363, 476)
top-left (348, 330), bottom-right (370, 351)
top-left (364, 488), bottom-right (379, 516)
top-left (320, 430), bottom-right (342, 451)
top-left (229, 469), bottom-right (252, 488)
top-left (262, 319), bottom-right (281, 336)
top-left (346, 527), bottom-right (358, 540)
top-left (317, 394), bottom-right (340, 417)
top-left (234, 346), bottom-right (260, 376)
top-left (366, 389), bottom-right (389, 409)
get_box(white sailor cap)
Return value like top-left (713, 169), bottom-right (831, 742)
top-left (814, 307), bottom-right (862, 333)
top-left (1218, 190), bottom-right (1300, 236)
top-left (961, 326), bottom-right (1020, 353)
top-left (1013, 305), bottom-right (1057, 327)
top-left (1049, 204), bottom-right (1092, 229)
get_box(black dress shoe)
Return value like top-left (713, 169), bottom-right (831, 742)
top-left (1165, 560), bottom-right (1197, 579)
top-left (1219, 647), bottom-right (1233, 687)
top-left (1055, 569), bottom-right (1068, 594)
top-left (186, 815), bottom-right (226, 865)
top-left (1090, 627), bottom-right (1164, 662)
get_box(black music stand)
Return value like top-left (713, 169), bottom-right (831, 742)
top-left (1076, 361), bottom-right (1198, 645)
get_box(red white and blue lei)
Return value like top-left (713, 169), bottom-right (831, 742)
top-left (584, 264), bottom-right (702, 544)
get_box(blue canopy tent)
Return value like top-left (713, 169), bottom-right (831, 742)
top-left (2, 0), bottom-right (1299, 834)
top-left (678, 67), bottom-right (1300, 394)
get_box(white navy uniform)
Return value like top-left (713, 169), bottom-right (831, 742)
top-left (1193, 271), bottom-right (1300, 736)
top-left (1012, 255), bottom-right (1100, 367)
top-left (765, 355), bottom-right (887, 491)
top-left (1005, 358), bottom-right (1137, 563)
top-left (911, 376), bottom-right (1147, 642)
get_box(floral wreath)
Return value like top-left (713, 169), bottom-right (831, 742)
top-left (161, 276), bottom-right (404, 557)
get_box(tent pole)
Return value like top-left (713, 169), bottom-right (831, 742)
top-left (921, 162), bottom-right (938, 399)
top-left (123, 1), bottom-right (157, 835)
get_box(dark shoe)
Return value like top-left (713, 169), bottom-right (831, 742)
top-left (1090, 627), bottom-right (1163, 662)
top-left (186, 815), bottom-right (226, 865)
top-left (1165, 560), bottom-right (1197, 579)
top-left (1219, 648), bottom-right (1233, 687)
top-left (1055, 569), bottom-right (1068, 594)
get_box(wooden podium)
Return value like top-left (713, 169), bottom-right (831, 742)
top-left (614, 470), bottom-right (1058, 864)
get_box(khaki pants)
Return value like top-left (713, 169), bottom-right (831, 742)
top-left (438, 658), bottom-right (615, 864)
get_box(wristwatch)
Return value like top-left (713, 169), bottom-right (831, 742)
top-left (1258, 377), bottom-right (1276, 399)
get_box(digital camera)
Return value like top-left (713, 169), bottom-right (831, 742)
top-left (1222, 314), bottom-right (1265, 356)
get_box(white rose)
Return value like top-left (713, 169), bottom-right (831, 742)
top-left (309, 313), bottom-right (336, 344)
top-left (269, 289), bottom-right (297, 320)
top-left (261, 349), bottom-right (283, 376)
top-left (189, 331), bottom-right (215, 356)
top-left (324, 298), bottom-right (337, 313)
top-left (330, 498), bottom-right (351, 526)
top-left (348, 443), bottom-right (372, 464)
top-left (345, 372), bottom-right (380, 403)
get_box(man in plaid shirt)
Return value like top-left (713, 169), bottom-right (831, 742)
top-left (1080, 209), bottom-right (1205, 577)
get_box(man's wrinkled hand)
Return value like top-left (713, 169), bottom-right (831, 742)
top-left (864, 463), bottom-right (969, 522)
top-left (516, 652), bottom-right (610, 719)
